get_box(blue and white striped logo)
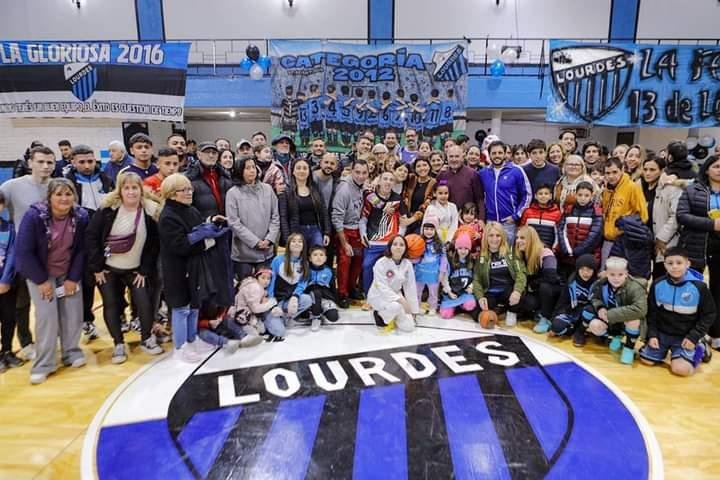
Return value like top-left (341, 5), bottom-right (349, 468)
top-left (432, 45), bottom-right (468, 82)
top-left (65, 62), bottom-right (98, 101)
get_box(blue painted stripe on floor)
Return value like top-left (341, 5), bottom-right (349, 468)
top-left (250, 395), bottom-right (326, 480)
top-left (542, 362), bottom-right (649, 479)
top-left (97, 419), bottom-right (194, 479)
top-left (506, 366), bottom-right (569, 461)
top-left (176, 406), bottom-right (243, 478)
top-left (439, 375), bottom-right (511, 480)
top-left (353, 384), bottom-right (407, 480)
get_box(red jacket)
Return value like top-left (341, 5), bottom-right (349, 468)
top-left (520, 201), bottom-right (562, 249)
top-left (558, 202), bottom-right (603, 264)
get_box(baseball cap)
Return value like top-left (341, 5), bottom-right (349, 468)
top-left (198, 142), bottom-right (219, 152)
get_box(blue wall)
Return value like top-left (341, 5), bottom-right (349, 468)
top-left (608, 0), bottom-right (640, 41)
top-left (135, 0), bottom-right (165, 41)
top-left (369, 0), bottom-right (393, 44)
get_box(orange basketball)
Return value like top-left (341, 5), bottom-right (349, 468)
top-left (478, 310), bottom-right (498, 329)
top-left (405, 234), bottom-right (426, 259)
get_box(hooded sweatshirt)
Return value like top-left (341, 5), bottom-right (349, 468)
top-left (331, 177), bottom-right (364, 231)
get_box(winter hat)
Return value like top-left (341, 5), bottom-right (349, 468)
top-left (422, 214), bottom-right (439, 230)
top-left (575, 254), bottom-right (598, 271)
top-left (455, 233), bottom-right (472, 250)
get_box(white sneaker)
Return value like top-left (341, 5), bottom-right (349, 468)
top-left (311, 318), bottom-right (321, 332)
top-left (70, 357), bottom-right (86, 368)
top-left (222, 339), bottom-right (241, 354)
top-left (176, 344), bottom-right (203, 363)
top-left (239, 333), bottom-right (263, 348)
top-left (505, 311), bottom-right (517, 327)
top-left (140, 336), bottom-right (164, 355)
top-left (29, 372), bottom-right (48, 385)
top-left (191, 339), bottom-right (216, 354)
top-left (20, 343), bottom-right (36, 361)
top-left (111, 344), bottom-right (128, 364)
top-left (711, 337), bottom-right (720, 350)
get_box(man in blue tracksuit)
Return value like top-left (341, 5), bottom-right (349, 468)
top-left (479, 140), bottom-right (532, 244)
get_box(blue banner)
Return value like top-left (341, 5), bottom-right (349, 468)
top-left (270, 40), bottom-right (468, 151)
top-left (0, 41), bottom-right (190, 121)
top-left (547, 40), bottom-right (720, 128)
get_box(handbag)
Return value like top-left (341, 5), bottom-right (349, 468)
top-left (104, 208), bottom-right (142, 256)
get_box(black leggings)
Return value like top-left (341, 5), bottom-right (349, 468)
top-left (522, 282), bottom-right (562, 320)
top-left (485, 288), bottom-right (524, 313)
top-left (99, 269), bottom-right (154, 344)
top-left (708, 254), bottom-right (720, 338)
top-left (0, 286), bottom-right (17, 352)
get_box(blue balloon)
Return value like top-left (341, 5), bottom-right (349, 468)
top-left (240, 57), bottom-right (253, 71)
top-left (489, 59), bottom-right (505, 77)
top-left (257, 55), bottom-right (271, 71)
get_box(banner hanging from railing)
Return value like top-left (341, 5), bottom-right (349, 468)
top-left (269, 40), bottom-right (468, 151)
top-left (547, 40), bottom-right (720, 127)
top-left (0, 41), bottom-right (190, 121)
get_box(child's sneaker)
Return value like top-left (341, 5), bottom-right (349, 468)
top-left (222, 339), bottom-right (241, 354)
top-left (83, 321), bottom-right (99, 342)
top-left (700, 337), bottom-right (712, 363)
top-left (572, 327), bottom-right (587, 347)
top-left (140, 337), bottom-right (163, 355)
top-left (111, 344), bottom-right (128, 364)
top-left (609, 336), bottom-right (623, 352)
top-left (620, 346), bottom-right (635, 364)
top-left (504, 311), bottom-right (517, 328)
top-left (373, 311), bottom-right (386, 328)
top-left (533, 316), bottom-right (551, 334)
top-left (264, 333), bottom-right (285, 343)
top-left (311, 317), bottom-right (321, 332)
top-left (239, 333), bottom-right (263, 348)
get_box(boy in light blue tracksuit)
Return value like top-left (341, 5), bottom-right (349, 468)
top-left (479, 143), bottom-right (532, 245)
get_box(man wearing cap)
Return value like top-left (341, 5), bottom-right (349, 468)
top-left (236, 139), bottom-right (253, 157)
top-left (185, 142), bottom-right (233, 219)
top-left (306, 137), bottom-right (327, 169)
top-left (122, 133), bottom-right (158, 179)
top-left (251, 131), bottom-right (267, 149)
top-left (272, 134), bottom-right (296, 178)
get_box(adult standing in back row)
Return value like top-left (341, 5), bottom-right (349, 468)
top-left (437, 145), bottom-right (485, 224)
top-left (523, 139), bottom-right (560, 195)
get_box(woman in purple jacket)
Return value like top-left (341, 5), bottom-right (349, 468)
top-left (16, 178), bottom-right (88, 385)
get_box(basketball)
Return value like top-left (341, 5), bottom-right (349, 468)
top-left (478, 310), bottom-right (498, 329)
top-left (405, 234), bottom-right (426, 259)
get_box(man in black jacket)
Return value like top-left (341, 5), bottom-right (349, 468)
top-left (64, 145), bottom-right (113, 341)
top-left (185, 142), bottom-right (233, 218)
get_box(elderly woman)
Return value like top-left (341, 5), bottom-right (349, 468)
top-left (554, 154), bottom-right (599, 210)
top-left (16, 179), bottom-right (88, 385)
top-left (86, 172), bottom-right (163, 364)
top-left (226, 155), bottom-right (281, 280)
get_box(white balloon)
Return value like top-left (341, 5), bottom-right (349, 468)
top-left (699, 135), bottom-right (716, 148)
top-left (249, 63), bottom-right (264, 80)
top-left (501, 48), bottom-right (517, 63)
top-left (686, 136), bottom-right (698, 150)
top-left (487, 44), bottom-right (501, 61)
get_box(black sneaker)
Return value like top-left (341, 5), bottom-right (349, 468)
top-left (83, 321), bottom-right (99, 341)
top-left (2, 351), bottom-right (25, 368)
top-left (350, 289), bottom-right (366, 301)
top-left (700, 337), bottom-right (713, 363)
top-left (337, 296), bottom-right (350, 309)
top-left (572, 328), bottom-right (587, 347)
top-left (264, 334), bottom-right (285, 343)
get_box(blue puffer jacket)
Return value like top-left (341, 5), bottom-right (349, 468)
top-left (479, 163), bottom-right (532, 222)
top-left (609, 214), bottom-right (653, 279)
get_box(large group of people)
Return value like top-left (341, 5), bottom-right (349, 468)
top-left (0, 126), bottom-right (717, 384)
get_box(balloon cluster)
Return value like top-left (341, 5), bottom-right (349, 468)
top-left (485, 44), bottom-right (518, 78)
top-left (686, 135), bottom-right (716, 162)
top-left (240, 44), bottom-right (271, 80)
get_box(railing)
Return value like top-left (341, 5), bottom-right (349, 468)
top-left (167, 37), bottom-right (720, 77)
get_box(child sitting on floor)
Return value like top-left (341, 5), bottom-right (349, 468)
top-left (305, 246), bottom-right (340, 331)
top-left (549, 254), bottom-right (598, 342)
top-left (228, 266), bottom-right (275, 336)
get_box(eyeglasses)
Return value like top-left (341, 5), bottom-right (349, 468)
top-left (174, 187), bottom-right (194, 194)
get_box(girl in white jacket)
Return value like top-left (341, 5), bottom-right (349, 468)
top-left (367, 235), bottom-right (420, 333)
top-left (423, 182), bottom-right (458, 243)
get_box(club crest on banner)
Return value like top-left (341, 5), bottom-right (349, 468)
top-left (65, 62), bottom-right (98, 102)
top-left (432, 45), bottom-right (468, 82)
top-left (550, 46), bottom-right (634, 122)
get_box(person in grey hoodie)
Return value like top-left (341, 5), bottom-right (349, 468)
top-left (226, 156), bottom-right (280, 281)
top-left (331, 159), bottom-right (369, 307)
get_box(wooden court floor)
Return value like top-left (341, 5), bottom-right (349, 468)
top-left (0, 305), bottom-right (718, 479)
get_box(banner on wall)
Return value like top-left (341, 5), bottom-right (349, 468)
top-left (547, 40), bottom-right (720, 128)
top-left (269, 40), bottom-right (468, 151)
top-left (0, 41), bottom-right (190, 121)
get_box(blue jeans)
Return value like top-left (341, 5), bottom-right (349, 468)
top-left (172, 305), bottom-right (198, 349)
top-left (362, 244), bottom-right (387, 293)
top-left (300, 224), bottom-right (324, 248)
top-left (502, 222), bottom-right (517, 246)
top-left (265, 294), bottom-right (313, 337)
top-left (198, 318), bottom-right (246, 346)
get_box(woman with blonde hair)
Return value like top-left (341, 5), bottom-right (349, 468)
top-left (472, 221), bottom-right (527, 327)
top-left (514, 226), bottom-right (561, 333)
top-left (16, 179), bottom-right (89, 384)
top-left (624, 144), bottom-right (646, 180)
top-left (554, 154), bottom-right (599, 209)
top-left (86, 172), bottom-right (163, 364)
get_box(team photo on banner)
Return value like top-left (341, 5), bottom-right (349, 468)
top-left (0, 41), bottom-right (190, 121)
top-left (547, 40), bottom-right (720, 127)
top-left (269, 40), bottom-right (468, 151)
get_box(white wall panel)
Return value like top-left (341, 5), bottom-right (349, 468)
top-left (164, 0), bottom-right (367, 40)
top-left (637, 0), bottom-right (720, 39)
top-left (0, 0), bottom-right (137, 41)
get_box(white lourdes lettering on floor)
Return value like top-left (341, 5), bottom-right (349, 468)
top-left (347, 357), bottom-right (402, 386)
top-left (475, 341), bottom-right (520, 367)
top-left (390, 352), bottom-right (437, 380)
top-left (263, 368), bottom-right (301, 398)
top-left (217, 374), bottom-right (260, 407)
top-left (308, 361), bottom-right (348, 391)
top-left (430, 345), bottom-right (484, 373)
